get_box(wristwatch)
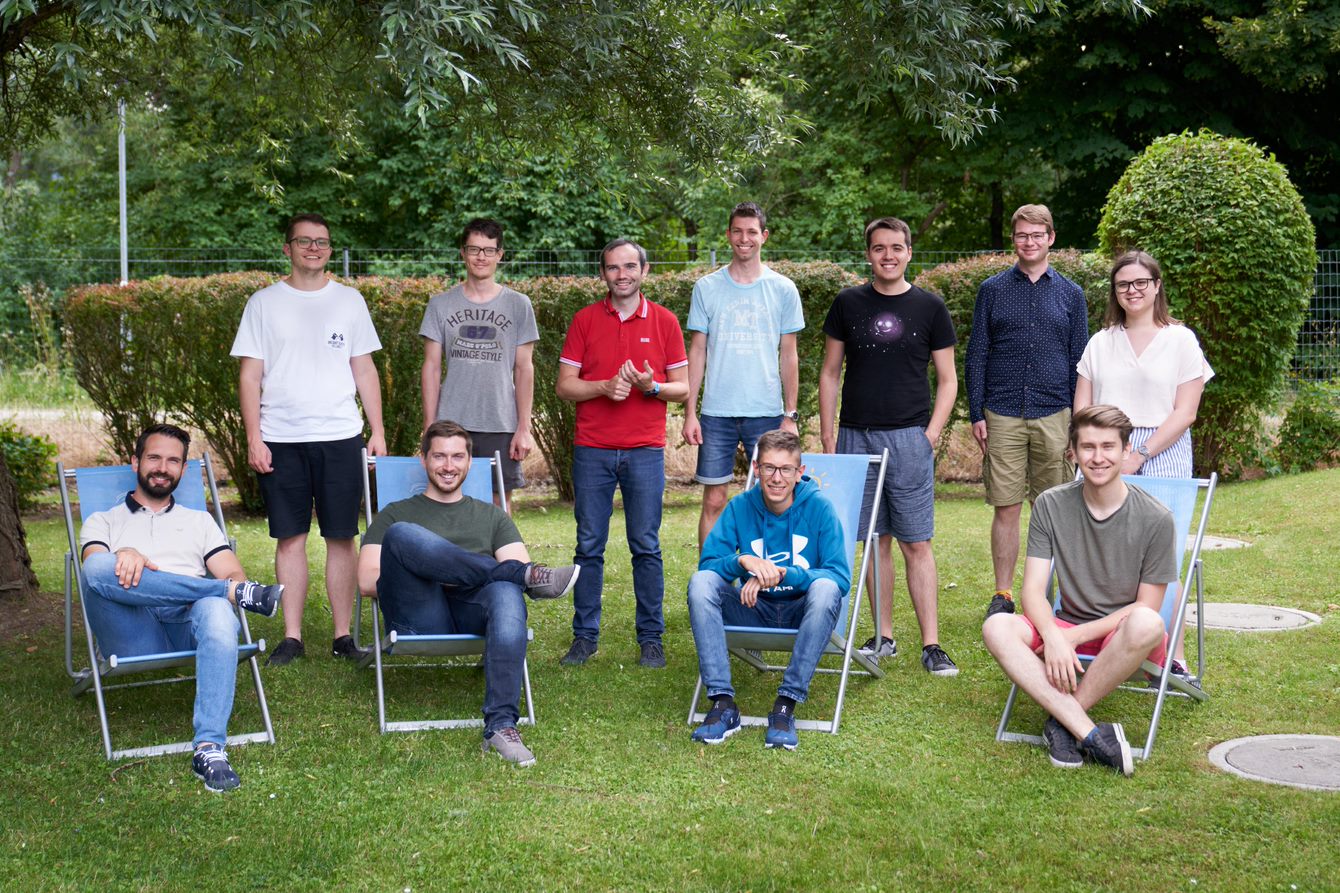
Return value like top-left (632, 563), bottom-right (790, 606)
top-left (643, 381), bottom-right (661, 398)
top-left (1136, 444), bottom-right (1151, 459)
top-left (783, 410), bottom-right (800, 422)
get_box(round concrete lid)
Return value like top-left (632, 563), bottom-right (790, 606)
top-left (1186, 603), bottom-right (1322, 631)
top-left (1197, 534), bottom-right (1251, 550)
top-left (1208, 735), bottom-right (1340, 791)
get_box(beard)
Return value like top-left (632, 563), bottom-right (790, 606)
top-left (137, 469), bottom-right (179, 499)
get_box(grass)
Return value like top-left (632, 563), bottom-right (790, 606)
top-left (0, 362), bottom-right (92, 410)
top-left (2, 472), bottom-right (1339, 892)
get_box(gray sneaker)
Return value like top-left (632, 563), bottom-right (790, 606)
top-left (483, 726), bottom-right (536, 767)
top-left (524, 563), bottom-right (580, 600)
top-left (1043, 717), bottom-right (1083, 769)
top-left (857, 635), bottom-right (897, 660)
top-left (1081, 722), bottom-right (1134, 777)
top-left (920, 644), bottom-right (959, 677)
top-left (560, 637), bottom-right (598, 666)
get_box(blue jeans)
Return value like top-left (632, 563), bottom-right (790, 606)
top-left (375, 522), bottom-right (529, 733)
top-left (686, 570), bottom-right (842, 703)
top-left (80, 552), bottom-right (240, 747)
top-left (571, 445), bottom-right (665, 645)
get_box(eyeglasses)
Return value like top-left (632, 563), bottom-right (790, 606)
top-left (758, 463), bottom-right (799, 479)
top-left (463, 246), bottom-right (501, 257)
top-left (1114, 278), bottom-right (1156, 293)
top-left (288, 237), bottom-right (332, 250)
top-left (1012, 231), bottom-right (1050, 243)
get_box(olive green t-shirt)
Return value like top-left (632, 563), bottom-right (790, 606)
top-left (363, 494), bottom-right (521, 557)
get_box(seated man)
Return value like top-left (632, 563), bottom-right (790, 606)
top-left (686, 429), bottom-right (850, 750)
top-left (79, 424), bottom-right (283, 793)
top-left (982, 405), bottom-right (1177, 777)
top-left (356, 419), bottom-right (578, 767)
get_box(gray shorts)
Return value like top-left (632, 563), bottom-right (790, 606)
top-left (837, 426), bottom-right (935, 542)
top-left (469, 431), bottom-right (525, 490)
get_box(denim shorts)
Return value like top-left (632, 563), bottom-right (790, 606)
top-left (694, 414), bottom-right (783, 485)
top-left (837, 425), bottom-right (935, 542)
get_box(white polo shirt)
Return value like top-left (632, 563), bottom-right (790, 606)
top-left (80, 494), bottom-right (231, 578)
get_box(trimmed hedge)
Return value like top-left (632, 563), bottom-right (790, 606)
top-left (66, 261), bottom-right (859, 507)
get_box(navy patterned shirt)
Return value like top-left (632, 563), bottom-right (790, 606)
top-left (965, 265), bottom-right (1088, 423)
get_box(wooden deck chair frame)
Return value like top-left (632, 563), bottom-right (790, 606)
top-left (355, 450), bottom-right (536, 734)
top-left (687, 450), bottom-right (889, 735)
top-left (995, 473), bottom-right (1217, 762)
top-left (58, 455), bottom-right (275, 761)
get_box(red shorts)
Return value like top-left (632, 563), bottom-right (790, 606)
top-left (1019, 615), bottom-right (1167, 667)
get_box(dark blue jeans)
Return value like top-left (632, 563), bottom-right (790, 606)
top-left (375, 522), bottom-right (528, 733)
top-left (571, 445), bottom-right (665, 645)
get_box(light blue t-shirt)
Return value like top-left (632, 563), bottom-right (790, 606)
top-left (687, 265), bottom-right (804, 417)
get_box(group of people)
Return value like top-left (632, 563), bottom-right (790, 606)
top-left (76, 201), bottom-right (1212, 790)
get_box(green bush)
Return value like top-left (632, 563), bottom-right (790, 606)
top-left (0, 417), bottom-right (58, 508)
top-left (1098, 130), bottom-right (1317, 477)
top-left (913, 248), bottom-right (1109, 437)
top-left (1275, 381), bottom-right (1340, 473)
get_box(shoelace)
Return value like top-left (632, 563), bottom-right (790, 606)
top-left (197, 749), bottom-right (229, 769)
top-left (495, 727), bottom-right (523, 744)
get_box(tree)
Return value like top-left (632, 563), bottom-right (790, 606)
top-left (0, 453), bottom-right (37, 601)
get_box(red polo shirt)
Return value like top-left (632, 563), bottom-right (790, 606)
top-left (559, 294), bottom-right (688, 449)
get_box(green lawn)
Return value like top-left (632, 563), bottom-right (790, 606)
top-left (2, 471), bottom-right (1338, 892)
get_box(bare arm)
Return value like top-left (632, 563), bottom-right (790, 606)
top-left (1139, 377), bottom-right (1205, 461)
top-left (1073, 375), bottom-right (1093, 413)
top-left (780, 332), bottom-right (799, 434)
top-left (239, 357), bottom-right (271, 473)
top-left (555, 363), bottom-right (630, 403)
top-left (357, 544), bottom-right (382, 598)
top-left (351, 353), bottom-right (386, 456)
top-left (205, 549), bottom-right (247, 586)
top-left (1056, 581), bottom-right (1167, 646)
top-left (1020, 555), bottom-right (1082, 694)
top-left (926, 345), bottom-right (957, 444)
top-left (421, 338), bottom-right (443, 431)
top-left (818, 336), bottom-right (844, 453)
top-left (495, 541), bottom-right (532, 564)
top-left (682, 332), bottom-right (708, 444)
top-left (510, 343), bottom-right (536, 461)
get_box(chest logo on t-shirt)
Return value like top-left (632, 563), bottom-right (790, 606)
top-left (872, 313), bottom-right (904, 341)
top-left (748, 534), bottom-right (811, 570)
top-left (327, 332), bottom-right (346, 350)
top-left (450, 325), bottom-right (504, 364)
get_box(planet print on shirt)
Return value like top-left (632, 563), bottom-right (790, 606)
top-left (872, 313), bottom-right (904, 341)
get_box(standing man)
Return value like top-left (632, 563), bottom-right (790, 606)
top-left (232, 213), bottom-right (387, 666)
top-left (965, 204), bottom-right (1088, 621)
top-left (818, 217), bottom-right (960, 677)
top-left (420, 218), bottom-right (540, 502)
top-left (982, 405), bottom-right (1176, 776)
top-left (555, 239), bottom-right (689, 668)
top-left (79, 424), bottom-right (283, 792)
top-left (683, 202), bottom-right (803, 548)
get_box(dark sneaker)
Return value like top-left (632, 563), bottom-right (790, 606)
top-left (524, 563), bottom-right (580, 600)
top-left (191, 744), bottom-right (240, 793)
top-left (483, 727), bottom-right (536, 767)
top-left (1081, 722), bottom-right (1134, 777)
top-left (265, 636), bottom-right (305, 666)
top-left (639, 640), bottom-right (666, 669)
top-left (985, 592), bottom-right (1016, 620)
top-left (1043, 717), bottom-right (1083, 769)
top-left (331, 635), bottom-right (368, 661)
top-left (1169, 659), bottom-right (1202, 691)
top-left (857, 635), bottom-right (897, 659)
top-left (764, 704), bottom-right (798, 751)
top-left (921, 644), bottom-right (960, 677)
top-left (233, 580), bottom-right (282, 618)
top-left (560, 637), bottom-right (598, 666)
top-left (691, 699), bottom-right (741, 745)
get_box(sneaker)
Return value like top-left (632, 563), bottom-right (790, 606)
top-left (691, 699), bottom-right (741, 744)
top-left (1169, 659), bottom-right (1202, 691)
top-left (560, 637), bottom-right (598, 666)
top-left (857, 635), bottom-right (897, 659)
top-left (191, 744), bottom-right (240, 793)
top-left (1081, 722), bottom-right (1134, 777)
top-left (524, 563), bottom-right (580, 600)
top-left (1043, 717), bottom-right (1083, 769)
top-left (265, 636), bottom-right (305, 666)
top-left (764, 704), bottom-right (799, 751)
top-left (921, 644), bottom-right (960, 677)
top-left (233, 580), bottom-right (282, 618)
top-left (639, 640), bottom-right (666, 669)
top-left (985, 592), bottom-right (1016, 620)
top-left (331, 635), bottom-right (367, 661)
top-left (483, 727), bottom-right (536, 767)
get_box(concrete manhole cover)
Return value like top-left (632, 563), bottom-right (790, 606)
top-left (1208, 735), bottom-right (1340, 791)
top-left (1186, 603), bottom-right (1322, 631)
top-left (1197, 534), bottom-right (1251, 550)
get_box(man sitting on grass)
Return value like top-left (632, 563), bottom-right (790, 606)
top-left (356, 419), bottom-right (578, 767)
top-left (80, 424), bottom-right (283, 793)
top-left (982, 404), bottom-right (1177, 776)
top-left (687, 429), bottom-right (850, 750)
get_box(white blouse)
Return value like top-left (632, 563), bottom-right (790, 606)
top-left (1076, 324), bottom-right (1214, 427)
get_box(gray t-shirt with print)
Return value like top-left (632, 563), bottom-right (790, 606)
top-left (1026, 479), bottom-right (1178, 624)
top-left (419, 284), bottom-right (540, 433)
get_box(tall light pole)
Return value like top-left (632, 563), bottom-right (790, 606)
top-left (118, 99), bottom-right (128, 286)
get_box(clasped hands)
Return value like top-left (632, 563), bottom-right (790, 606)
top-left (603, 359), bottom-right (657, 401)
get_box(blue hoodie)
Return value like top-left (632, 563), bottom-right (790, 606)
top-left (698, 476), bottom-right (851, 598)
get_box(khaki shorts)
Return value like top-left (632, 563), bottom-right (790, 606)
top-left (981, 408), bottom-right (1073, 506)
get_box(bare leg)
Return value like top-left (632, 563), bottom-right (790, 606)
top-left (275, 533), bottom-right (310, 641)
top-left (865, 535), bottom-right (895, 639)
top-left (324, 536), bottom-right (358, 640)
top-left (697, 483), bottom-right (730, 550)
top-left (900, 539), bottom-right (939, 647)
top-left (990, 503), bottom-right (1023, 591)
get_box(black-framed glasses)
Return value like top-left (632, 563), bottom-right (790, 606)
top-left (288, 237), bottom-right (332, 250)
top-left (1115, 278), bottom-right (1156, 293)
top-left (463, 246), bottom-right (501, 257)
top-left (758, 463), bottom-right (799, 479)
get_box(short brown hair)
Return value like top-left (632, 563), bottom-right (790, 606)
top-left (420, 419), bottom-right (473, 456)
top-left (1069, 404), bottom-right (1133, 449)
top-left (1106, 250), bottom-right (1175, 328)
top-left (1011, 204), bottom-right (1054, 233)
top-left (729, 201), bottom-right (767, 231)
top-left (754, 429), bottom-right (801, 461)
top-left (864, 216), bottom-right (912, 249)
top-left (285, 213), bottom-right (330, 242)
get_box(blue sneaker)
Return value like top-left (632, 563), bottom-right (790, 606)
top-left (764, 705), bottom-right (798, 751)
top-left (691, 699), bottom-right (741, 745)
top-left (191, 744), bottom-right (240, 793)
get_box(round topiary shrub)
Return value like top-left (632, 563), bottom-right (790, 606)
top-left (1098, 130), bottom-right (1317, 476)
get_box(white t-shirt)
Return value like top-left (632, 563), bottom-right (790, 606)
top-left (1076, 324), bottom-right (1214, 427)
top-left (230, 279), bottom-right (382, 442)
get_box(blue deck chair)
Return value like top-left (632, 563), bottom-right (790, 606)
top-left (356, 451), bottom-right (535, 734)
top-left (58, 455), bottom-right (275, 761)
top-left (687, 451), bottom-right (889, 735)
top-left (995, 473), bottom-right (1217, 762)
